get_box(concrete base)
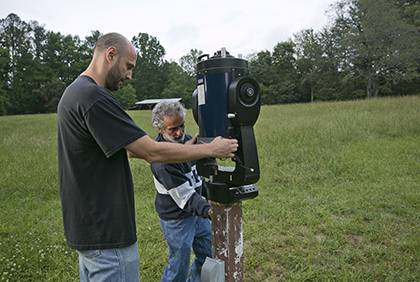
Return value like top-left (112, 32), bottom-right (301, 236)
top-left (201, 257), bottom-right (225, 282)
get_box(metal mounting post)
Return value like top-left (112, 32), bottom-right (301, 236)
top-left (210, 201), bottom-right (243, 282)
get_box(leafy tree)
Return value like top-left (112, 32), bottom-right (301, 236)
top-left (0, 13), bottom-right (33, 113)
top-left (315, 26), bottom-right (354, 101)
top-left (295, 26), bottom-right (362, 102)
top-left (1, 6), bottom-right (419, 115)
top-left (249, 50), bottom-right (277, 104)
top-left (295, 29), bottom-right (324, 102)
top-left (114, 83), bottom-right (137, 109)
top-left (131, 33), bottom-right (167, 100)
top-left (332, 0), bottom-right (420, 97)
top-left (271, 41), bottom-right (301, 103)
top-left (0, 13), bottom-right (89, 114)
top-left (179, 49), bottom-right (203, 77)
top-left (38, 31), bottom-right (83, 112)
top-left (395, 0), bottom-right (420, 96)
top-left (84, 30), bottom-right (102, 52)
top-left (161, 62), bottom-right (195, 107)
top-left (0, 47), bottom-right (8, 115)
top-left (396, 0), bottom-right (420, 27)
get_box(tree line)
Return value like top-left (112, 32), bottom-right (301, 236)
top-left (0, 0), bottom-right (418, 115)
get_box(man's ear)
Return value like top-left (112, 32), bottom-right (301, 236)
top-left (105, 46), bottom-right (118, 63)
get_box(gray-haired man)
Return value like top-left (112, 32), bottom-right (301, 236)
top-left (150, 101), bottom-right (212, 282)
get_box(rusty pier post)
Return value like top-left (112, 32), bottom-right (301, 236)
top-left (210, 201), bottom-right (244, 282)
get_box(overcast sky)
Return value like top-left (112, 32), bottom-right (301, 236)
top-left (1, 0), bottom-right (335, 61)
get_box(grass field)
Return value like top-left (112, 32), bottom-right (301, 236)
top-left (0, 96), bottom-right (419, 281)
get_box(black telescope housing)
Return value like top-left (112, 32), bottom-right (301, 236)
top-left (192, 48), bottom-right (260, 204)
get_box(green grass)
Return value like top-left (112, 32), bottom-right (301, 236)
top-left (1, 96), bottom-right (419, 281)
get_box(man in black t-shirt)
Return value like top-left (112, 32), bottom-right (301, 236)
top-left (150, 101), bottom-right (213, 282)
top-left (57, 33), bottom-right (238, 281)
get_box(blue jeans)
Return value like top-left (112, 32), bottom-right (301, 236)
top-left (77, 241), bottom-right (140, 282)
top-left (160, 216), bottom-right (212, 282)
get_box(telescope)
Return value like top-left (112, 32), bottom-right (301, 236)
top-left (192, 48), bottom-right (260, 204)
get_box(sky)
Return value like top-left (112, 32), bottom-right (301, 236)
top-left (0, 0), bottom-right (335, 61)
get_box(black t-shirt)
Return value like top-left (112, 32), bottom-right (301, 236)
top-left (57, 75), bottom-right (146, 250)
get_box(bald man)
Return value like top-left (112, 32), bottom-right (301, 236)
top-left (57, 33), bottom-right (238, 281)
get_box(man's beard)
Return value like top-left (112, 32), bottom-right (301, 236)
top-left (105, 63), bottom-right (122, 91)
top-left (165, 134), bottom-right (185, 143)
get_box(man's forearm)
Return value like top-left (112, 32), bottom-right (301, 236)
top-left (126, 135), bottom-right (237, 163)
top-left (146, 141), bottom-right (213, 163)
top-left (126, 135), bottom-right (212, 163)
top-left (183, 192), bottom-right (212, 218)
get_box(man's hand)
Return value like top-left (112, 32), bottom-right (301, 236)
top-left (207, 207), bottom-right (214, 220)
top-left (185, 133), bottom-right (198, 145)
top-left (209, 137), bottom-right (238, 158)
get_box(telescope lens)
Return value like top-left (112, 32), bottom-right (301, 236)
top-left (239, 82), bottom-right (258, 107)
